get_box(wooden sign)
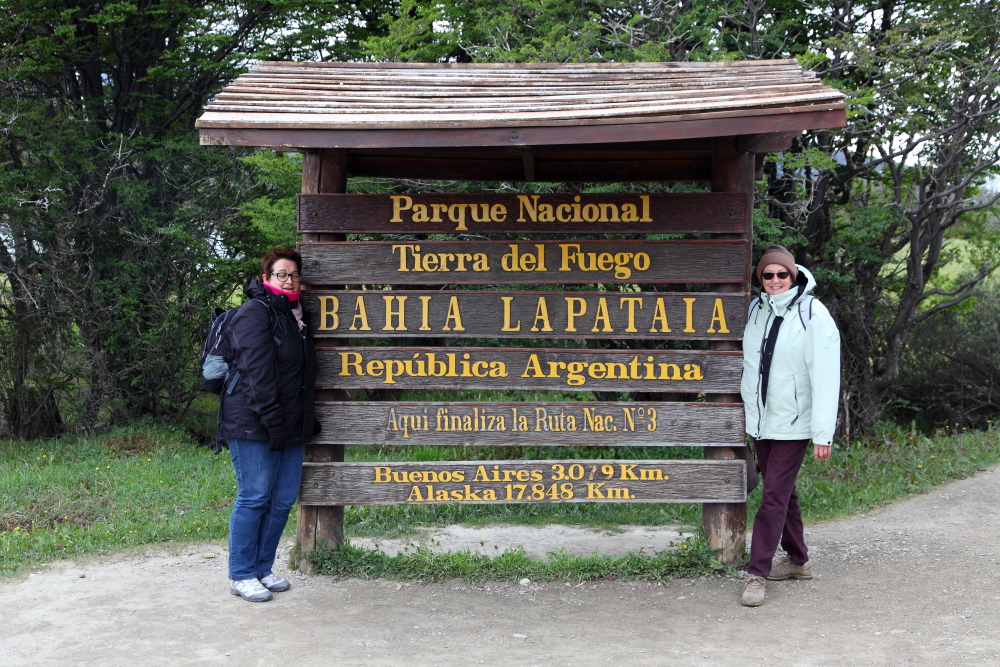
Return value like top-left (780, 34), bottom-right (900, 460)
top-left (316, 347), bottom-right (741, 393)
top-left (303, 290), bottom-right (745, 340)
top-left (297, 192), bottom-right (747, 234)
top-left (299, 240), bottom-right (748, 285)
top-left (298, 459), bottom-right (747, 505)
top-left (312, 402), bottom-right (744, 446)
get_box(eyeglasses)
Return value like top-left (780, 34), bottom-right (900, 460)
top-left (271, 271), bottom-right (301, 282)
top-left (762, 271), bottom-right (790, 280)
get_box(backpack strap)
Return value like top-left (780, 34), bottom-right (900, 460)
top-left (747, 297), bottom-right (761, 320)
top-left (798, 296), bottom-right (814, 330)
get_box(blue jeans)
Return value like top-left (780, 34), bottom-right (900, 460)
top-left (227, 438), bottom-right (303, 580)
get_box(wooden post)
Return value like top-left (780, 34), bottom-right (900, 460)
top-left (297, 148), bottom-right (348, 572)
top-left (703, 135), bottom-right (754, 565)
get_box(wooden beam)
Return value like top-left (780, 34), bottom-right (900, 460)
top-left (521, 148), bottom-right (535, 182)
top-left (314, 348), bottom-right (743, 394)
top-left (302, 291), bottom-right (747, 341)
top-left (297, 147), bottom-right (348, 573)
top-left (299, 459), bottom-right (747, 506)
top-left (297, 192), bottom-right (747, 235)
top-left (736, 133), bottom-right (769, 154)
top-left (703, 135), bottom-right (754, 567)
top-left (312, 401), bottom-right (745, 447)
top-left (198, 108), bottom-right (847, 150)
top-left (299, 239), bottom-right (749, 286)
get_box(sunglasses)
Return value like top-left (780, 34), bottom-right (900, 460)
top-left (762, 271), bottom-right (790, 280)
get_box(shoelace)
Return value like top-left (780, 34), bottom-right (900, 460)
top-left (746, 576), bottom-right (765, 590)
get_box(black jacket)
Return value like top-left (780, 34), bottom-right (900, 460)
top-left (217, 280), bottom-right (316, 443)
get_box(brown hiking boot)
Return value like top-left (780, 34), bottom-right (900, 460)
top-left (767, 557), bottom-right (813, 581)
top-left (741, 575), bottom-right (766, 606)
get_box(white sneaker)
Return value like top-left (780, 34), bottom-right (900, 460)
top-left (260, 573), bottom-right (291, 592)
top-left (229, 578), bottom-right (272, 602)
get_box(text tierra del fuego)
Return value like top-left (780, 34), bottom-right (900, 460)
top-left (298, 240), bottom-right (747, 285)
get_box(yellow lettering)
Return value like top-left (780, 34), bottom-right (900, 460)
top-left (383, 295), bottom-right (407, 331)
top-left (407, 485), bottom-right (423, 502)
top-left (318, 296), bottom-right (339, 330)
top-left (565, 297), bottom-right (587, 332)
top-left (389, 195), bottom-right (412, 222)
top-left (349, 296), bottom-right (370, 331)
top-left (599, 203), bottom-right (619, 222)
top-left (706, 298), bottom-right (731, 334)
top-left (683, 298), bottom-right (696, 333)
top-left (559, 244), bottom-right (580, 271)
top-left (531, 297), bottom-right (553, 332)
top-left (418, 296), bottom-right (432, 331)
top-left (472, 253), bottom-right (489, 272)
top-left (517, 194), bottom-right (540, 222)
top-left (521, 354), bottom-right (545, 378)
top-left (619, 297), bottom-right (642, 333)
top-left (501, 296), bottom-right (521, 331)
top-left (411, 203), bottom-right (429, 222)
top-left (650, 298), bottom-right (671, 332)
top-left (340, 352), bottom-right (363, 376)
top-left (491, 203), bottom-right (507, 222)
top-left (683, 364), bottom-right (703, 380)
top-left (639, 195), bottom-right (652, 222)
top-left (374, 466), bottom-right (391, 482)
top-left (621, 203), bottom-right (639, 222)
top-left (391, 244), bottom-right (414, 271)
top-left (591, 297), bottom-right (613, 332)
top-left (448, 203), bottom-right (468, 231)
top-left (441, 296), bottom-right (465, 331)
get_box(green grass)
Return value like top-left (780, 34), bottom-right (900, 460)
top-left (0, 422), bottom-right (242, 578)
top-left (2, 420), bottom-right (999, 581)
top-left (309, 535), bottom-right (724, 583)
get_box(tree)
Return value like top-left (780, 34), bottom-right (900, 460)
top-left (0, 0), bottom-right (393, 436)
top-left (385, 0), bottom-right (1000, 432)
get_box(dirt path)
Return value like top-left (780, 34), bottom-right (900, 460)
top-left (5, 465), bottom-right (1000, 667)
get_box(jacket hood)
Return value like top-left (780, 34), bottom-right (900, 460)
top-left (763, 264), bottom-right (816, 313)
top-left (245, 279), bottom-right (291, 313)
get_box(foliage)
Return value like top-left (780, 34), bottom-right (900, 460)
top-left (353, 0), bottom-right (1000, 433)
top-left (893, 282), bottom-right (1000, 430)
top-left (0, 0), bottom-right (399, 436)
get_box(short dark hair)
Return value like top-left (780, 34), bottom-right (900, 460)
top-left (261, 247), bottom-right (301, 277)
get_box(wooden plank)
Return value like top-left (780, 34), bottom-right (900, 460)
top-left (302, 291), bottom-right (745, 341)
top-left (316, 347), bottom-right (742, 393)
top-left (297, 193), bottom-right (745, 234)
top-left (298, 459), bottom-right (747, 505)
top-left (299, 240), bottom-right (748, 285)
top-left (197, 108), bottom-right (848, 149)
top-left (312, 401), bottom-right (744, 447)
top-left (347, 157), bottom-right (712, 183)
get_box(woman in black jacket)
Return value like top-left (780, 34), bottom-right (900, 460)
top-left (220, 247), bottom-right (317, 602)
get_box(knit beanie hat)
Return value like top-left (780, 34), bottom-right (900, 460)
top-left (755, 245), bottom-right (798, 283)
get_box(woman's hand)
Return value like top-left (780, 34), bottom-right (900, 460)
top-left (813, 444), bottom-right (831, 461)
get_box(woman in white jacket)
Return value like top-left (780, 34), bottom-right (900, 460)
top-left (740, 245), bottom-right (841, 607)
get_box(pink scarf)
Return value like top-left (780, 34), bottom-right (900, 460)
top-left (262, 281), bottom-right (300, 303)
top-left (263, 281), bottom-right (306, 331)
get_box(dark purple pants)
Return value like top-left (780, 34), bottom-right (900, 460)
top-left (747, 438), bottom-right (810, 578)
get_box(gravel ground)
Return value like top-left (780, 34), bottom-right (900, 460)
top-left (4, 464), bottom-right (1000, 667)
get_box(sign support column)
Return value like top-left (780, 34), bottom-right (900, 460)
top-left (297, 148), bottom-right (348, 572)
top-left (703, 135), bottom-right (754, 565)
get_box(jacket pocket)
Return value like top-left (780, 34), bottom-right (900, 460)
top-left (793, 372), bottom-right (812, 425)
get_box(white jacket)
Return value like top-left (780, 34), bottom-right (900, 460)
top-left (741, 265), bottom-right (841, 445)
